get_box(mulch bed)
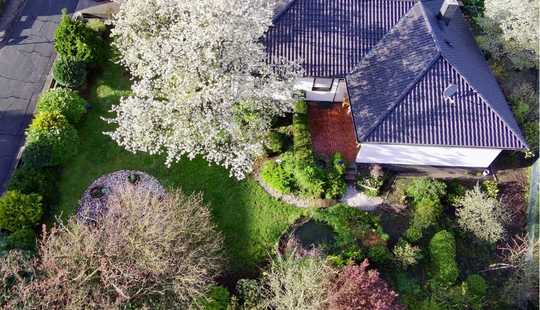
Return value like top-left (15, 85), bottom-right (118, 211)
top-left (77, 170), bottom-right (165, 223)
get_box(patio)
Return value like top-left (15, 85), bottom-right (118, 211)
top-left (308, 102), bottom-right (358, 163)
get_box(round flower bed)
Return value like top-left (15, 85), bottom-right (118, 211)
top-left (77, 170), bottom-right (165, 223)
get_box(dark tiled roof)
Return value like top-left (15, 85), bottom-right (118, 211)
top-left (264, 0), bottom-right (416, 78)
top-left (365, 57), bottom-right (526, 148)
top-left (347, 0), bottom-right (527, 149)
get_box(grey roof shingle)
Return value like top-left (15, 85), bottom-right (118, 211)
top-left (265, 0), bottom-right (416, 78)
top-left (346, 0), bottom-right (527, 149)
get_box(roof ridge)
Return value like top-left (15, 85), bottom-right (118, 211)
top-left (359, 2), bottom-right (441, 141)
top-left (272, 0), bottom-right (298, 23)
top-left (361, 53), bottom-right (441, 141)
top-left (418, 0), bottom-right (443, 53)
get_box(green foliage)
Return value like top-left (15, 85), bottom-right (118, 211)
top-left (199, 286), bottom-right (230, 310)
top-left (263, 101), bottom-right (346, 199)
top-left (356, 172), bottom-right (384, 197)
top-left (54, 10), bottom-right (104, 64)
top-left (25, 112), bottom-right (79, 166)
top-left (314, 204), bottom-right (386, 265)
top-left (53, 57), bottom-right (87, 89)
top-left (405, 198), bottom-right (443, 242)
top-left (445, 179), bottom-right (466, 206)
top-left (393, 240), bottom-right (423, 268)
top-left (327, 246), bottom-right (364, 267)
top-left (235, 279), bottom-right (262, 309)
top-left (394, 272), bottom-right (424, 309)
top-left (37, 88), bottom-right (87, 124)
top-left (367, 244), bottom-right (392, 265)
top-left (86, 19), bottom-right (107, 34)
top-left (264, 130), bottom-right (289, 155)
top-left (461, 274), bottom-right (487, 309)
top-left (260, 156), bottom-right (296, 194)
top-left (21, 140), bottom-right (55, 169)
top-left (0, 191), bottom-right (43, 232)
top-left (404, 178), bottom-right (447, 242)
top-left (330, 152), bottom-right (346, 176)
top-left (6, 228), bottom-right (36, 251)
top-left (481, 179), bottom-right (499, 199)
top-left (324, 171), bottom-right (347, 200)
top-left (429, 230), bottom-right (459, 288)
top-left (294, 164), bottom-right (325, 198)
top-left (406, 178), bottom-right (447, 204)
top-left (7, 167), bottom-right (58, 205)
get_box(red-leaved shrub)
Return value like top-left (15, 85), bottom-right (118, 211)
top-left (328, 259), bottom-right (404, 310)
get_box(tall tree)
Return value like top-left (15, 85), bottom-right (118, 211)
top-left (476, 0), bottom-right (539, 69)
top-left (109, 0), bottom-right (300, 179)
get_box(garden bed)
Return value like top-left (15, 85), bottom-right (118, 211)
top-left (254, 165), bottom-right (336, 208)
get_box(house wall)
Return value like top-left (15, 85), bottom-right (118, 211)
top-left (294, 78), bottom-right (348, 102)
top-left (356, 143), bottom-right (502, 168)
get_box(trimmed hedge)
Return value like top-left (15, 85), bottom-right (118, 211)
top-left (53, 56), bottom-right (87, 89)
top-left (37, 88), bottom-right (87, 124)
top-left (7, 166), bottom-right (59, 205)
top-left (54, 9), bottom-right (104, 64)
top-left (25, 112), bottom-right (79, 167)
top-left (0, 191), bottom-right (43, 232)
top-left (429, 230), bottom-right (459, 287)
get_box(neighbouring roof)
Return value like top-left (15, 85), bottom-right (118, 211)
top-left (265, 0), bottom-right (416, 78)
top-left (346, 0), bottom-right (527, 149)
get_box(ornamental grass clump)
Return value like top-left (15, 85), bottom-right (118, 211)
top-left (0, 188), bottom-right (224, 309)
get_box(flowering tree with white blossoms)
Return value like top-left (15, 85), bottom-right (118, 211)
top-left (109, 0), bottom-right (300, 179)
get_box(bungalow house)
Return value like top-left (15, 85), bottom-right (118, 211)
top-left (264, 0), bottom-right (528, 170)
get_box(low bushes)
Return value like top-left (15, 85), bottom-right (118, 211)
top-left (36, 88), bottom-right (87, 124)
top-left (55, 9), bottom-right (104, 64)
top-left (7, 167), bottom-right (58, 205)
top-left (24, 112), bottom-right (79, 167)
top-left (53, 57), bottom-right (87, 89)
top-left (429, 230), bottom-right (459, 288)
top-left (260, 154), bottom-right (296, 194)
top-left (261, 100), bottom-right (347, 200)
top-left (404, 178), bottom-right (447, 242)
top-left (0, 191), bottom-right (43, 233)
top-left (314, 204), bottom-right (389, 267)
top-left (264, 130), bottom-right (290, 155)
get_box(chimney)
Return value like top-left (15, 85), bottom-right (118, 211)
top-left (440, 0), bottom-right (460, 24)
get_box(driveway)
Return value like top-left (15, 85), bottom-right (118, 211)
top-left (0, 0), bottom-right (85, 193)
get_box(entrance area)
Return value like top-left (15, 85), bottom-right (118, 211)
top-left (308, 102), bottom-right (358, 163)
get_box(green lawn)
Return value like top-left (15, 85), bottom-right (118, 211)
top-left (55, 60), bottom-right (307, 276)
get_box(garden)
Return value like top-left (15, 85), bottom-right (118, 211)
top-left (0, 1), bottom-right (538, 309)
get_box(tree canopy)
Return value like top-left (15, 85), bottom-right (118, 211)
top-left (109, 0), bottom-right (300, 179)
